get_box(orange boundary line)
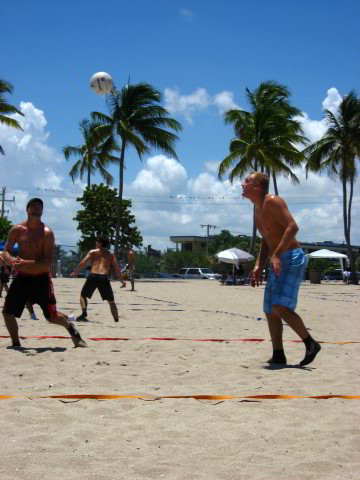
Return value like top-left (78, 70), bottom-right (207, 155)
top-left (1, 394), bottom-right (359, 400)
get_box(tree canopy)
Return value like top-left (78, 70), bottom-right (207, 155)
top-left (0, 79), bottom-right (24, 155)
top-left (0, 217), bottom-right (13, 241)
top-left (74, 184), bottom-right (143, 253)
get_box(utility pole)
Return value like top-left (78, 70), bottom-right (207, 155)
top-left (1, 187), bottom-right (15, 218)
top-left (200, 224), bottom-right (217, 255)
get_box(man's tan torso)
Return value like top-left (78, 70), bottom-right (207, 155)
top-left (128, 250), bottom-right (135, 270)
top-left (256, 195), bottom-right (299, 255)
top-left (13, 221), bottom-right (52, 274)
top-left (89, 249), bottom-right (114, 275)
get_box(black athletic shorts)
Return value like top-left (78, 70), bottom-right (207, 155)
top-left (0, 269), bottom-right (10, 283)
top-left (81, 273), bottom-right (114, 301)
top-left (3, 272), bottom-right (57, 319)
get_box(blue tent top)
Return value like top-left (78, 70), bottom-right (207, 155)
top-left (0, 241), bottom-right (20, 255)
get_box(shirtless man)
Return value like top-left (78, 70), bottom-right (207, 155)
top-left (2, 198), bottom-right (87, 347)
top-left (127, 248), bottom-right (136, 291)
top-left (120, 248), bottom-right (136, 291)
top-left (242, 173), bottom-right (321, 366)
top-left (0, 252), bottom-right (10, 297)
top-left (70, 236), bottom-right (124, 322)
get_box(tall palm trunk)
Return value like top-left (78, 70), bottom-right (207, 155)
top-left (114, 140), bottom-right (126, 259)
top-left (344, 174), bottom-right (358, 284)
top-left (87, 167), bottom-right (91, 188)
top-left (272, 171), bottom-right (279, 195)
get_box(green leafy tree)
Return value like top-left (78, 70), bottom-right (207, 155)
top-left (74, 184), bottom-right (143, 252)
top-left (0, 80), bottom-right (24, 155)
top-left (63, 118), bottom-right (119, 187)
top-left (208, 229), bottom-right (261, 256)
top-left (218, 81), bottom-right (308, 253)
top-left (305, 91), bottom-right (360, 285)
top-left (162, 251), bottom-right (213, 274)
top-left (0, 217), bottom-right (13, 241)
top-left (92, 82), bottom-right (182, 258)
top-left (355, 256), bottom-right (360, 271)
top-left (135, 253), bottom-right (162, 274)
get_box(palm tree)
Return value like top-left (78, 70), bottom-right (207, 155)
top-left (305, 91), bottom-right (360, 285)
top-left (92, 82), bottom-right (182, 258)
top-left (218, 81), bottom-right (308, 253)
top-left (63, 118), bottom-right (119, 188)
top-left (0, 79), bottom-right (24, 155)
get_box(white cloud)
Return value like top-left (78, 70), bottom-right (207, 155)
top-left (180, 8), bottom-right (194, 21)
top-left (213, 91), bottom-right (240, 114)
top-left (131, 155), bottom-right (187, 194)
top-left (164, 87), bottom-right (242, 122)
top-left (164, 88), bottom-right (211, 123)
top-left (322, 87), bottom-right (342, 114)
top-left (0, 102), bottom-right (79, 246)
top-left (296, 88), bottom-right (342, 143)
top-left (1, 90), bottom-right (359, 253)
top-left (205, 161), bottom-right (220, 174)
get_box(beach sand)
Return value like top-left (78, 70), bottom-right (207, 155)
top-left (0, 278), bottom-right (359, 479)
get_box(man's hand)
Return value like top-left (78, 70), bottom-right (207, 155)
top-left (270, 254), bottom-right (281, 276)
top-left (69, 271), bottom-right (77, 278)
top-left (251, 266), bottom-right (261, 287)
top-left (13, 257), bottom-right (33, 267)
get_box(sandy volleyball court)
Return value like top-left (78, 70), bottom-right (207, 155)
top-left (1, 278), bottom-right (359, 480)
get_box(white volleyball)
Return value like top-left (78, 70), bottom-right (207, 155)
top-left (90, 72), bottom-right (113, 94)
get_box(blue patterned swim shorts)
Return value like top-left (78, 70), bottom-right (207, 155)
top-left (263, 248), bottom-right (305, 314)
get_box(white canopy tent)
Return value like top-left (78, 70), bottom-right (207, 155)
top-left (215, 248), bottom-right (254, 283)
top-left (305, 249), bottom-right (348, 273)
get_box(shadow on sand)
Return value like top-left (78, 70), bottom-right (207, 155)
top-left (6, 346), bottom-right (67, 353)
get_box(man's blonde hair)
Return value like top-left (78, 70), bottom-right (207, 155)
top-left (249, 172), bottom-right (269, 193)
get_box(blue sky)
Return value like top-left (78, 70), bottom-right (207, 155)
top-left (2, 0), bottom-right (360, 250)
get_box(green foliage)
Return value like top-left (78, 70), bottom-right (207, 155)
top-left (162, 251), bottom-right (213, 274)
top-left (219, 81), bottom-right (307, 187)
top-left (355, 256), bottom-right (360, 271)
top-left (0, 216), bottom-right (13, 241)
top-left (91, 81), bottom-right (182, 257)
top-left (307, 258), bottom-right (338, 273)
top-left (134, 253), bottom-right (161, 274)
top-left (305, 91), bottom-right (360, 284)
top-left (74, 184), bottom-right (143, 253)
top-left (63, 118), bottom-right (119, 187)
top-left (208, 230), bottom-right (261, 255)
top-left (0, 79), bottom-right (24, 155)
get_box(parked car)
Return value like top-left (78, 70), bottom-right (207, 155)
top-left (178, 267), bottom-right (222, 280)
top-left (322, 269), bottom-right (345, 281)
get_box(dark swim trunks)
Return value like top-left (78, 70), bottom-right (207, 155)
top-left (81, 273), bottom-right (114, 301)
top-left (0, 267), bottom-right (10, 284)
top-left (3, 272), bottom-right (57, 319)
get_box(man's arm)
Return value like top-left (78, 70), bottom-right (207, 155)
top-left (69, 251), bottom-right (92, 277)
top-left (3, 226), bottom-right (18, 266)
top-left (255, 239), bottom-right (270, 271)
top-left (252, 239), bottom-right (269, 287)
top-left (265, 196), bottom-right (299, 275)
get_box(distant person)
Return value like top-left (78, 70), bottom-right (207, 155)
top-left (0, 253), bottom-right (11, 297)
top-left (70, 236), bottom-right (125, 322)
top-left (122, 248), bottom-right (136, 291)
top-left (242, 173), bottom-right (321, 366)
top-left (2, 198), bottom-right (87, 348)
